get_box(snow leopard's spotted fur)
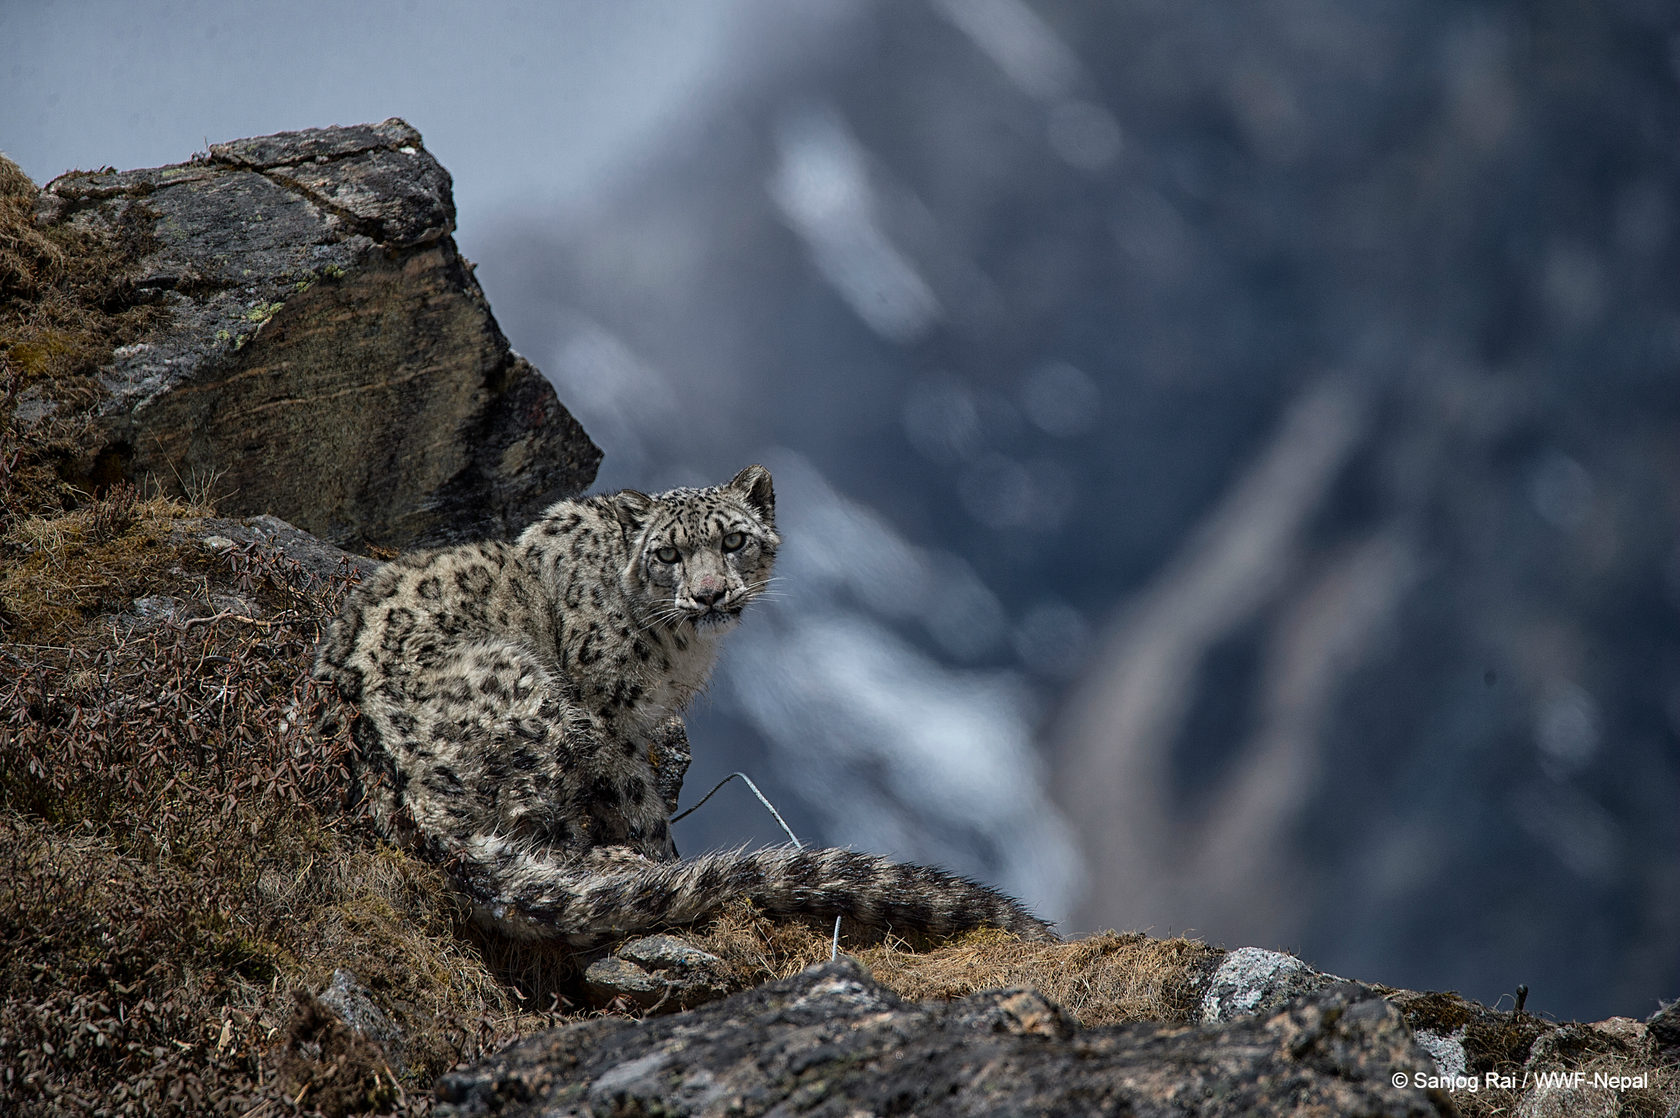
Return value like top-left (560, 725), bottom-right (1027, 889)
top-left (314, 465), bottom-right (1054, 946)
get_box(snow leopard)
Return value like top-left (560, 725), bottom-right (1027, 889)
top-left (313, 464), bottom-right (1055, 947)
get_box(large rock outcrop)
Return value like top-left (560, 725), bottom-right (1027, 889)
top-left (435, 959), bottom-right (1448, 1118)
top-left (428, 937), bottom-right (1668, 1117)
top-left (28, 119), bottom-right (598, 548)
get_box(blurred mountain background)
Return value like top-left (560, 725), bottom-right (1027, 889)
top-left (5, 0), bottom-right (1676, 1022)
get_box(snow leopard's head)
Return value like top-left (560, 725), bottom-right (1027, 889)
top-left (618, 465), bottom-right (779, 634)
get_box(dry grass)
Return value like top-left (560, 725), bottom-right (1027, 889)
top-left (0, 482), bottom-right (207, 644)
top-left (671, 906), bottom-right (1219, 1027)
top-left (0, 154), bottom-right (66, 306)
top-left (1449, 1049), bottom-right (1677, 1118)
top-left (0, 153), bottom-right (161, 390)
top-left (1, 153), bottom-right (165, 529)
top-left (0, 485), bottom-right (546, 1115)
top-left (858, 928), bottom-right (1220, 1025)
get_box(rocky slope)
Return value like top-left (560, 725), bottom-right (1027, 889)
top-left (1, 126), bottom-right (1674, 1118)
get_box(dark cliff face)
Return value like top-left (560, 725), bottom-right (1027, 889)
top-left (28, 119), bottom-right (599, 551)
top-left (477, 0), bottom-right (1680, 1020)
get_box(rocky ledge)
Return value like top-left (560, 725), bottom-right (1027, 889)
top-left (437, 958), bottom-right (1446, 1118)
top-left (436, 936), bottom-right (1675, 1118)
top-left (26, 118), bottom-right (599, 549)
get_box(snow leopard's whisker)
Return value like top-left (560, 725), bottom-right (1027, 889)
top-left (637, 608), bottom-right (688, 632)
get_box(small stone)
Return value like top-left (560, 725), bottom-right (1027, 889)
top-left (175, 515), bottom-right (379, 583)
top-left (585, 935), bottom-right (730, 1013)
top-left (1647, 1000), bottom-right (1680, 1060)
top-left (318, 968), bottom-right (407, 1073)
top-left (1200, 946), bottom-right (1337, 1024)
top-left (1413, 1027), bottom-right (1468, 1080)
top-left (618, 934), bottom-right (724, 973)
top-left (584, 956), bottom-right (665, 1008)
top-left (1588, 1016), bottom-right (1646, 1044)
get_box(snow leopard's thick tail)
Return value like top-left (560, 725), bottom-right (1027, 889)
top-left (444, 842), bottom-right (1058, 947)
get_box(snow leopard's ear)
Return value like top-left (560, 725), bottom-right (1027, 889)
top-left (729, 464), bottom-right (775, 526)
top-left (612, 488), bottom-right (654, 534)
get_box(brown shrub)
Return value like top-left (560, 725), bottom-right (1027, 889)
top-left (0, 492), bottom-right (530, 1115)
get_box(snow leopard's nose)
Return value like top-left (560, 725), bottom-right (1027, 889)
top-left (692, 575), bottom-right (727, 606)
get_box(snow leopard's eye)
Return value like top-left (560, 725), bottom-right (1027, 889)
top-left (654, 545), bottom-right (680, 564)
top-left (720, 531), bottom-right (745, 552)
